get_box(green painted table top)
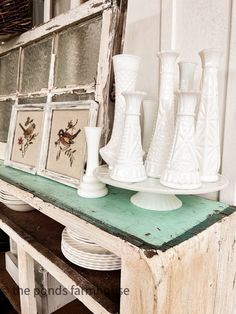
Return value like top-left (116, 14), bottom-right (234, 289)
top-left (0, 161), bottom-right (233, 250)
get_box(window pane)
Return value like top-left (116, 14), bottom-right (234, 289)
top-left (32, 0), bottom-right (44, 26)
top-left (0, 100), bottom-right (13, 142)
top-left (21, 38), bottom-right (52, 93)
top-left (52, 0), bottom-right (71, 17)
top-left (0, 50), bottom-right (19, 95)
top-left (55, 16), bottom-right (102, 88)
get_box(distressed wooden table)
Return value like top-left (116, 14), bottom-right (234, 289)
top-left (0, 161), bottom-right (235, 314)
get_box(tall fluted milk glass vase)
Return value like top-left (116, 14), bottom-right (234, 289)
top-left (161, 91), bottom-right (201, 189)
top-left (111, 91), bottom-right (147, 183)
top-left (145, 50), bottom-right (179, 178)
top-left (78, 127), bottom-right (108, 198)
top-left (100, 54), bottom-right (140, 168)
top-left (195, 48), bottom-right (221, 182)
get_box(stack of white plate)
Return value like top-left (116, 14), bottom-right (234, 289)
top-left (0, 189), bottom-right (34, 212)
top-left (61, 228), bottom-right (121, 271)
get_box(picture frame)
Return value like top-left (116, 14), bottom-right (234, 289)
top-left (38, 100), bottom-right (98, 187)
top-left (5, 104), bottom-right (45, 174)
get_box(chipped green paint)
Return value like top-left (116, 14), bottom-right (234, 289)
top-left (0, 161), bottom-right (233, 250)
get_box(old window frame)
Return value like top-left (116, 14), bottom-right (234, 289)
top-left (0, 0), bottom-right (127, 185)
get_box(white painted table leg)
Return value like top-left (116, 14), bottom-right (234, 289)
top-left (10, 238), bottom-right (17, 255)
top-left (17, 247), bottom-right (37, 314)
top-left (120, 246), bottom-right (156, 314)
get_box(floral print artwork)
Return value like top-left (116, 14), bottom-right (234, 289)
top-left (18, 117), bottom-right (38, 158)
top-left (55, 119), bottom-right (81, 167)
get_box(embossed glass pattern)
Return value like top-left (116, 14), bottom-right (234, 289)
top-left (21, 38), bottom-right (52, 93)
top-left (0, 100), bottom-right (13, 142)
top-left (0, 50), bottom-right (19, 95)
top-left (55, 16), bottom-right (102, 88)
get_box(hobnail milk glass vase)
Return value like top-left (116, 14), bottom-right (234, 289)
top-left (195, 48), bottom-right (221, 182)
top-left (161, 91), bottom-right (201, 189)
top-left (145, 50), bottom-right (179, 178)
top-left (178, 62), bottom-right (197, 90)
top-left (78, 127), bottom-right (108, 198)
top-left (110, 91), bottom-right (147, 183)
top-left (100, 54), bottom-right (140, 168)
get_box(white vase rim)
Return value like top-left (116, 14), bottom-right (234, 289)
top-left (113, 54), bottom-right (141, 61)
top-left (122, 91), bottom-right (147, 97)
top-left (84, 126), bottom-right (102, 131)
top-left (157, 50), bottom-right (179, 56)
top-left (199, 48), bottom-right (222, 55)
top-left (178, 61), bottom-right (198, 65)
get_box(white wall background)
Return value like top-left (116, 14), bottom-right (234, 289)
top-left (124, 0), bottom-right (236, 204)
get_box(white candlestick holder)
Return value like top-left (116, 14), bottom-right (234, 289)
top-left (78, 127), bottom-right (108, 198)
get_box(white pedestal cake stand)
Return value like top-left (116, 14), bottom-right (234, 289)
top-left (95, 165), bottom-right (229, 211)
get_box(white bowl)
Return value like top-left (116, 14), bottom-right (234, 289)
top-left (4, 203), bottom-right (35, 212)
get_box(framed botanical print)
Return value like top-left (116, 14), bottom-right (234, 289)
top-left (38, 100), bottom-right (98, 187)
top-left (5, 105), bottom-right (44, 173)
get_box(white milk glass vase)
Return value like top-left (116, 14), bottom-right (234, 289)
top-left (195, 48), bottom-right (221, 182)
top-left (100, 54), bottom-right (140, 168)
top-left (78, 127), bottom-right (108, 198)
top-left (178, 62), bottom-right (197, 90)
top-left (145, 50), bottom-right (179, 178)
top-left (161, 91), bottom-right (201, 189)
top-left (110, 91), bottom-right (147, 183)
top-left (142, 100), bottom-right (157, 156)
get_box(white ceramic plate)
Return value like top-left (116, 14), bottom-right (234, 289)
top-left (62, 241), bottom-right (120, 264)
top-left (0, 198), bottom-right (27, 204)
top-left (66, 228), bottom-right (98, 246)
top-left (62, 229), bottom-right (112, 256)
top-left (61, 242), bottom-right (120, 265)
top-left (61, 245), bottom-right (121, 271)
top-left (0, 193), bottom-right (21, 200)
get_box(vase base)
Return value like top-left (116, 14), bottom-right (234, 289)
top-left (110, 164), bottom-right (147, 183)
top-left (145, 161), bottom-right (162, 178)
top-left (160, 169), bottom-right (201, 190)
top-left (78, 175), bottom-right (108, 198)
top-left (131, 192), bottom-right (182, 211)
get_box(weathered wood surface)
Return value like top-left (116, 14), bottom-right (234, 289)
top-left (0, 0), bottom-right (113, 54)
top-left (120, 210), bottom-right (236, 314)
top-left (0, 161), bottom-right (232, 250)
top-left (17, 248), bottom-right (37, 314)
top-left (0, 252), bottom-right (21, 313)
top-left (0, 204), bottom-right (120, 314)
top-left (0, 162), bottom-right (236, 313)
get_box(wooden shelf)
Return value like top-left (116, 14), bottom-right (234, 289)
top-left (0, 204), bottom-right (120, 314)
top-left (0, 252), bottom-right (20, 313)
top-left (53, 299), bottom-right (92, 314)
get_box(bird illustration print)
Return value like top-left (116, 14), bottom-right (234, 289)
top-left (17, 117), bottom-right (38, 158)
top-left (55, 119), bottom-right (81, 167)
